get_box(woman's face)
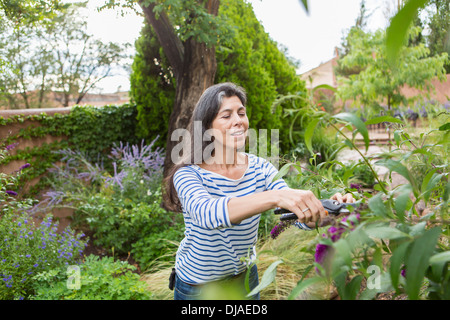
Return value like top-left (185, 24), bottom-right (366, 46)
top-left (210, 95), bottom-right (249, 151)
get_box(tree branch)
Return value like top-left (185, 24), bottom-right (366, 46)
top-left (139, 1), bottom-right (184, 80)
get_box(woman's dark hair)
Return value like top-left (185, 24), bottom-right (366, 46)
top-left (162, 82), bottom-right (247, 212)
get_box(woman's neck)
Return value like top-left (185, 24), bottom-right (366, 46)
top-left (201, 148), bottom-right (247, 171)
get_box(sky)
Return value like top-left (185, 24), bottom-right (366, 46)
top-left (77, 0), bottom-right (392, 93)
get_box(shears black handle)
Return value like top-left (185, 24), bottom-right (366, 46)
top-left (274, 199), bottom-right (357, 221)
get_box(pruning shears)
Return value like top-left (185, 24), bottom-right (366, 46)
top-left (274, 199), bottom-right (357, 221)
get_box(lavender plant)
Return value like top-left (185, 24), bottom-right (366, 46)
top-left (38, 137), bottom-right (180, 267)
top-left (106, 137), bottom-right (164, 203)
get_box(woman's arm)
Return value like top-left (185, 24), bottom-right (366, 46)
top-left (228, 190), bottom-right (356, 226)
top-left (227, 188), bottom-right (327, 225)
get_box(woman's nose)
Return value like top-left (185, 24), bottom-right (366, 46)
top-left (231, 113), bottom-right (242, 125)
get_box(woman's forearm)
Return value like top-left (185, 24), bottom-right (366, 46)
top-left (227, 190), bottom-right (280, 224)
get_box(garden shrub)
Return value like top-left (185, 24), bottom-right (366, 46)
top-left (31, 255), bottom-right (152, 300)
top-left (0, 213), bottom-right (87, 300)
top-left (1, 141), bottom-right (88, 300)
top-left (334, 160), bottom-right (376, 188)
top-left (258, 99), bottom-right (449, 300)
top-left (40, 138), bottom-right (184, 270)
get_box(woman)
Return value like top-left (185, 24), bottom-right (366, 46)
top-left (163, 82), bottom-right (354, 300)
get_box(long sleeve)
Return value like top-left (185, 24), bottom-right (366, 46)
top-left (174, 167), bottom-right (233, 229)
top-left (262, 159), bottom-right (290, 191)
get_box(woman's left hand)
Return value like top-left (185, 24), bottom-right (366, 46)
top-left (330, 192), bottom-right (355, 203)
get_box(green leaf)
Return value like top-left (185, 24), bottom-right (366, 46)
top-left (365, 226), bottom-right (411, 240)
top-left (394, 184), bottom-right (412, 221)
top-left (429, 251), bottom-right (450, 283)
top-left (298, 0), bottom-right (309, 13)
top-left (360, 272), bottom-right (393, 300)
top-left (364, 116), bottom-right (404, 126)
top-left (438, 122), bottom-right (450, 131)
top-left (336, 273), bottom-right (363, 300)
top-left (247, 260), bottom-right (283, 297)
top-left (288, 276), bottom-right (324, 300)
top-left (304, 118), bottom-right (320, 155)
top-left (405, 227), bottom-right (441, 300)
top-left (386, 0), bottom-right (429, 66)
top-left (444, 179), bottom-right (450, 202)
top-left (421, 171), bottom-right (442, 204)
top-left (368, 192), bottom-right (388, 217)
top-left (375, 158), bottom-right (413, 186)
top-left (272, 163), bottom-right (294, 182)
top-left (390, 241), bottom-right (411, 291)
top-left (333, 112), bottom-right (370, 151)
top-left (429, 251), bottom-right (450, 265)
top-left (312, 84), bottom-right (336, 93)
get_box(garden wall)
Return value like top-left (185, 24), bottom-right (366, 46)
top-left (1, 104), bottom-right (141, 232)
top-left (1, 107), bottom-right (73, 231)
top-left (0, 107), bottom-right (71, 175)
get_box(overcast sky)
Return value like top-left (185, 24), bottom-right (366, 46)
top-left (78, 0), bottom-right (391, 93)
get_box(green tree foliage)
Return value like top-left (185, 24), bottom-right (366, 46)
top-left (0, 2), bottom-right (128, 109)
top-left (422, 0), bottom-right (450, 72)
top-left (129, 22), bottom-right (174, 148)
top-left (130, 0), bottom-right (306, 153)
top-left (337, 26), bottom-right (448, 115)
top-left (216, 0), bottom-right (306, 152)
top-left (0, 0), bottom-right (64, 23)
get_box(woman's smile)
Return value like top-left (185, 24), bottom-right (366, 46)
top-left (211, 95), bottom-right (249, 149)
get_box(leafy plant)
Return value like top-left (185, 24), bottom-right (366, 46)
top-left (0, 213), bottom-right (87, 300)
top-left (38, 138), bottom-right (184, 269)
top-left (31, 255), bottom-right (152, 300)
top-left (262, 104), bottom-right (449, 300)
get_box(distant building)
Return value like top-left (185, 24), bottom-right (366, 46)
top-left (300, 49), bottom-right (339, 90)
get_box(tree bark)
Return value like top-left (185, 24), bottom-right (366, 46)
top-left (139, 1), bottom-right (219, 176)
top-left (165, 39), bottom-right (217, 172)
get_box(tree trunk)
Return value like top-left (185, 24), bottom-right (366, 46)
top-left (164, 39), bottom-right (217, 174)
top-left (140, 1), bottom-right (219, 176)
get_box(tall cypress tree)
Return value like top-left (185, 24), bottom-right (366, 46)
top-left (130, 22), bottom-right (174, 148)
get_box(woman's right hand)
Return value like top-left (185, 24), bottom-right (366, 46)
top-left (275, 189), bottom-right (327, 224)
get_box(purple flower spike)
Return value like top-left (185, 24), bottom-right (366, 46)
top-left (19, 163), bottom-right (31, 171)
top-left (5, 190), bottom-right (18, 196)
top-left (270, 220), bottom-right (293, 239)
top-left (314, 244), bottom-right (330, 265)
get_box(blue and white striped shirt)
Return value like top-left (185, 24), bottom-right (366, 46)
top-left (173, 153), bottom-right (299, 285)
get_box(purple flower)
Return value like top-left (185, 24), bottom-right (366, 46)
top-left (19, 163), bottom-right (31, 171)
top-left (314, 243), bottom-right (334, 275)
top-left (401, 268), bottom-right (406, 278)
top-left (350, 183), bottom-right (362, 192)
top-left (5, 190), bottom-right (18, 196)
top-left (314, 244), bottom-right (330, 265)
top-left (328, 226), bottom-right (345, 242)
top-left (6, 143), bottom-right (19, 151)
top-left (270, 220), bottom-right (293, 239)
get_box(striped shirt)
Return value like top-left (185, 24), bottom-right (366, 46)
top-left (173, 153), bottom-right (301, 285)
